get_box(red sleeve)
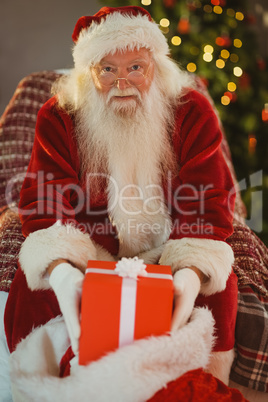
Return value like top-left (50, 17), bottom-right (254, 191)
top-left (168, 90), bottom-right (235, 241)
top-left (18, 97), bottom-right (80, 236)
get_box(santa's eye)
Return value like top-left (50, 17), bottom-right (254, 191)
top-left (130, 64), bottom-right (141, 71)
top-left (101, 66), bottom-right (115, 74)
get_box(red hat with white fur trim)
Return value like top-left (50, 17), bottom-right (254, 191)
top-left (72, 6), bottom-right (170, 70)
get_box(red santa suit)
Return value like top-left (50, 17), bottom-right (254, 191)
top-left (4, 6), bottom-right (238, 401)
top-left (5, 87), bottom-right (237, 348)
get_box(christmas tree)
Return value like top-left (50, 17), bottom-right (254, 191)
top-left (99, 0), bottom-right (268, 244)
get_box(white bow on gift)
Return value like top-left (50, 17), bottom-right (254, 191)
top-left (115, 257), bottom-right (147, 279)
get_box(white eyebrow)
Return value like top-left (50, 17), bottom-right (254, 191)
top-left (99, 58), bottom-right (148, 66)
top-left (99, 60), bottom-right (117, 66)
top-left (128, 58), bottom-right (148, 64)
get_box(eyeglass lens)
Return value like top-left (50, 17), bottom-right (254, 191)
top-left (99, 71), bottom-right (145, 87)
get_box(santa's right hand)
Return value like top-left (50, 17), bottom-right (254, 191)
top-left (49, 262), bottom-right (84, 355)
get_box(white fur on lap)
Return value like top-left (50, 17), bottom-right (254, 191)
top-left (10, 307), bottom-right (214, 402)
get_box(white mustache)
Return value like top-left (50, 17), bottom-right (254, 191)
top-left (106, 87), bottom-right (142, 103)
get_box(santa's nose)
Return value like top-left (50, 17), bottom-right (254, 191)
top-left (116, 77), bottom-right (131, 90)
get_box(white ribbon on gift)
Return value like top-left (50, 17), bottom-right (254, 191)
top-left (86, 257), bottom-right (173, 348)
top-left (115, 256), bottom-right (147, 279)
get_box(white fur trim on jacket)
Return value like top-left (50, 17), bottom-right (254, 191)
top-left (19, 221), bottom-right (109, 291)
top-left (73, 12), bottom-right (169, 70)
top-left (159, 238), bottom-right (234, 296)
top-left (10, 307), bottom-right (215, 402)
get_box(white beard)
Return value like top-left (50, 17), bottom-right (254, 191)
top-left (75, 78), bottom-right (177, 257)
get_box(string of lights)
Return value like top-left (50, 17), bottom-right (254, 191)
top-left (156, 2), bottom-right (247, 107)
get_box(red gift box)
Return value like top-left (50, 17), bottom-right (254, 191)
top-left (79, 259), bottom-right (174, 365)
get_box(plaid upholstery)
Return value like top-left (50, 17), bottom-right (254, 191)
top-left (230, 286), bottom-right (268, 392)
top-left (0, 208), bottom-right (24, 292)
top-left (0, 70), bottom-right (267, 393)
top-left (229, 219), bottom-right (268, 297)
top-left (0, 71), bottom-right (61, 211)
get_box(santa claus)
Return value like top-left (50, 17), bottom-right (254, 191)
top-left (4, 6), bottom-right (239, 401)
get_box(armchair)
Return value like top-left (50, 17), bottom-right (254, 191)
top-left (0, 70), bottom-right (267, 400)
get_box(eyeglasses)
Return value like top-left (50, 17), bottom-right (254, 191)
top-left (93, 62), bottom-right (151, 88)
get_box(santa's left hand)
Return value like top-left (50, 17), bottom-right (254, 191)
top-left (171, 268), bottom-right (201, 331)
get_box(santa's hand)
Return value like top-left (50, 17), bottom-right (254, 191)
top-left (49, 263), bottom-right (84, 355)
top-left (171, 268), bottom-right (201, 331)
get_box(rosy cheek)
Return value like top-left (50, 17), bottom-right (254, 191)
top-left (95, 83), bottom-right (110, 95)
top-left (102, 86), bottom-right (110, 94)
top-left (141, 81), bottom-right (151, 93)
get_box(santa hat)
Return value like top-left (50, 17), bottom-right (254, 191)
top-left (72, 6), bottom-right (170, 71)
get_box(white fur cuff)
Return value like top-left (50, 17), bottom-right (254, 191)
top-left (10, 308), bottom-right (215, 402)
top-left (19, 221), bottom-right (97, 291)
top-left (159, 238), bottom-right (234, 296)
